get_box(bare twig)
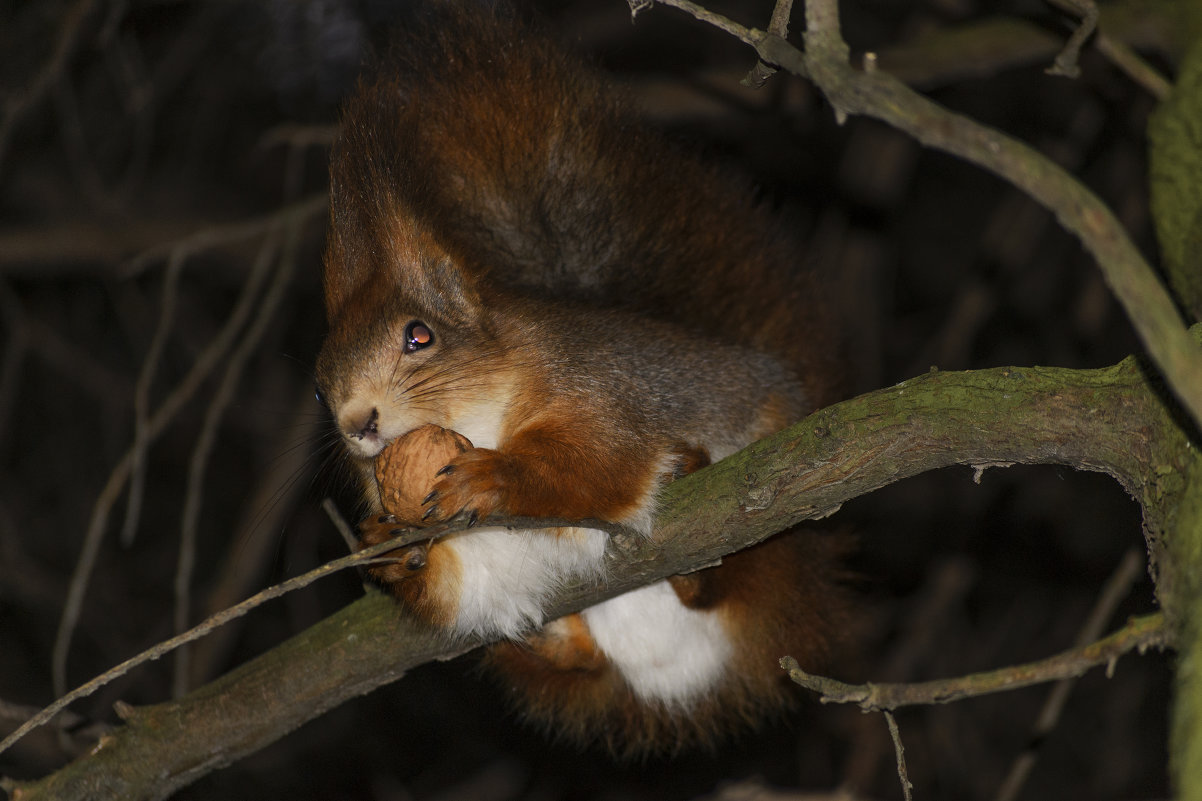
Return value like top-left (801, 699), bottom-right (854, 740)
top-left (323, 498), bottom-right (359, 554)
top-left (258, 123), bottom-right (339, 151)
top-left (840, 559), bottom-right (977, 791)
top-left (3, 532), bottom-right (433, 758)
top-left (0, 0), bottom-right (100, 173)
top-left (1045, 0), bottom-right (1099, 79)
top-left (1095, 34), bottom-right (1171, 101)
top-left (0, 699), bottom-right (90, 732)
top-left (780, 612), bottom-right (1167, 712)
top-left (51, 249), bottom-right (185, 697)
top-left (52, 68), bottom-right (112, 211)
top-left (883, 711), bottom-right (913, 801)
top-left (0, 697), bottom-right (107, 751)
top-left (0, 264), bottom-right (131, 415)
top-left (120, 249), bottom-right (185, 550)
top-left (994, 549), bottom-right (1145, 801)
top-left (172, 223), bottom-right (295, 698)
top-left (119, 194), bottom-right (326, 277)
top-left (629, 0), bottom-right (766, 53)
top-left (50, 203), bottom-right (315, 700)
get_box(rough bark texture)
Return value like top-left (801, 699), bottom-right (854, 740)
top-left (1147, 27), bottom-right (1202, 800)
top-left (9, 349), bottom-right (1198, 801)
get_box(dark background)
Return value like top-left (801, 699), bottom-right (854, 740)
top-left (0, 1), bottom-right (1173, 799)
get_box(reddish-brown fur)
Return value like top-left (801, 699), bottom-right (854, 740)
top-left (357, 525), bottom-right (461, 628)
top-left (316, 3), bottom-right (854, 757)
top-left (425, 416), bottom-right (662, 524)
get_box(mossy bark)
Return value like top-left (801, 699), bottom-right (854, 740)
top-left (10, 348), bottom-right (1199, 800)
top-left (1149, 41), bottom-right (1202, 322)
top-left (1147, 31), bottom-right (1202, 798)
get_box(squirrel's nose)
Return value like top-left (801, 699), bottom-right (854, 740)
top-left (342, 406), bottom-right (379, 442)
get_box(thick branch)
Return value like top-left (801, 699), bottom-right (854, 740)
top-left (7, 353), bottom-right (1195, 800)
top-left (647, 0), bottom-right (1202, 444)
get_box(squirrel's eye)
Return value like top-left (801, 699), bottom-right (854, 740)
top-left (314, 384), bottom-right (328, 410)
top-left (403, 321), bottom-right (434, 353)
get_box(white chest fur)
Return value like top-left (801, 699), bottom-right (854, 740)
top-left (442, 525), bottom-right (607, 638)
top-left (582, 581), bottom-right (732, 707)
top-left (440, 525), bottom-right (732, 707)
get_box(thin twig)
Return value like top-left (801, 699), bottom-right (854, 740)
top-left (1095, 34), bottom-right (1171, 101)
top-left (50, 206), bottom-right (308, 700)
top-left (780, 612), bottom-right (1168, 711)
top-left (1045, 0), bottom-right (1099, 79)
top-left (0, 0), bottom-right (100, 173)
top-left (118, 194), bottom-right (326, 278)
top-left (322, 499), bottom-right (359, 554)
top-left (0, 697), bottom-right (107, 750)
top-left (3, 541), bottom-right (416, 758)
top-left (883, 711), bottom-right (914, 801)
top-left (0, 513), bottom-right (619, 758)
top-left (257, 124), bottom-right (339, 151)
top-left (765, 0), bottom-right (794, 38)
top-left (172, 224), bottom-right (292, 698)
top-left (52, 66), bottom-right (111, 211)
top-left (120, 249), bottom-right (185, 550)
top-left (629, 0), bottom-right (764, 51)
top-left (994, 549), bottom-right (1144, 801)
top-left (53, 251), bottom-right (187, 697)
top-left (840, 558), bottom-right (977, 791)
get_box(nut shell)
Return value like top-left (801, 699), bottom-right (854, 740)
top-left (374, 424), bottom-right (473, 524)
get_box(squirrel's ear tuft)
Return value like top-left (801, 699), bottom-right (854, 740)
top-left (405, 251), bottom-right (484, 328)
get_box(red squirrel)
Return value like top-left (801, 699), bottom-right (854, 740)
top-left (314, 3), bottom-right (851, 756)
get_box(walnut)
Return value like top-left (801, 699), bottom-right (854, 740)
top-left (374, 424), bottom-right (473, 524)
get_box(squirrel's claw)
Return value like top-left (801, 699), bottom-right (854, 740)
top-left (417, 447), bottom-right (507, 525)
top-left (354, 517), bottom-right (429, 594)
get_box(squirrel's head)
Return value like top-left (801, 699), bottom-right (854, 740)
top-left (316, 194), bottom-right (515, 465)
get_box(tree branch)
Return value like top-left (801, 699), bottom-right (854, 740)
top-left (781, 613), bottom-right (1167, 711)
top-left (6, 349), bottom-right (1195, 800)
top-left (644, 0), bottom-right (1202, 442)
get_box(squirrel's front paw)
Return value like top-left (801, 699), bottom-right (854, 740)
top-left (421, 448), bottom-right (511, 524)
top-left (357, 515), bottom-right (429, 588)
